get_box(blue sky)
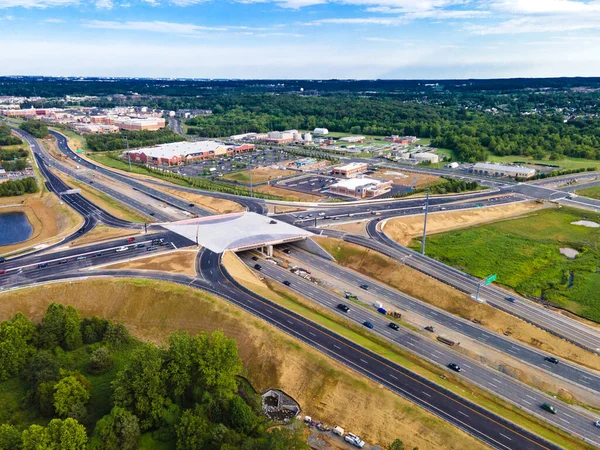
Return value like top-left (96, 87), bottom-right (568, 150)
top-left (1, 0), bottom-right (600, 79)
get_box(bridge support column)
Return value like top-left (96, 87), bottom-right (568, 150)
top-left (266, 245), bottom-right (273, 257)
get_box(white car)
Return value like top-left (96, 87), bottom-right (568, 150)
top-left (116, 246), bottom-right (129, 252)
top-left (595, 420), bottom-right (600, 428)
top-left (344, 433), bottom-right (365, 448)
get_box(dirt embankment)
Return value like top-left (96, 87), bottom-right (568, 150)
top-left (104, 249), bottom-right (198, 276)
top-left (0, 191), bottom-right (82, 256)
top-left (383, 201), bottom-right (548, 245)
top-left (145, 184), bottom-right (244, 214)
top-left (372, 170), bottom-right (442, 189)
top-left (0, 279), bottom-right (487, 450)
top-left (313, 236), bottom-right (600, 373)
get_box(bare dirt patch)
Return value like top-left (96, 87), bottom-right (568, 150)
top-left (103, 249), bottom-right (198, 276)
top-left (68, 225), bottom-right (138, 247)
top-left (384, 201), bottom-right (548, 245)
top-left (327, 220), bottom-right (369, 235)
top-left (224, 167), bottom-right (291, 184)
top-left (0, 191), bottom-right (82, 256)
top-left (372, 170), bottom-right (442, 189)
top-left (313, 236), bottom-right (600, 373)
top-left (256, 184), bottom-right (325, 202)
top-left (145, 184), bottom-right (244, 214)
top-left (0, 279), bottom-right (486, 450)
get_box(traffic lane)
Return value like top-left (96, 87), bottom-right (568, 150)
top-left (0, 230), bottom-right (191, 271)
top-left (294, 241), bottom-right (600, 396)
top-left (50, 131), bottom-right (212, 218)
top-left (360, 225), bottom-right (600, 354)
top-left (244, 255), bottom-right (600, 444)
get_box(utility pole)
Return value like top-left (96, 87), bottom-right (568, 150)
top-left (421, 188), bottom-right (430, 255)
top-left (195, 224), bottom-right (199, 247)
top-left (125, 136), bottom-right (131, 171)
top-left (249, 164), bottom-right (253, 198)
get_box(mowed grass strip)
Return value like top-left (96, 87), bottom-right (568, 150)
top-left (576, 185), bottom-right (600, 200)
top-left (410, 207), bottom-right (600, 321)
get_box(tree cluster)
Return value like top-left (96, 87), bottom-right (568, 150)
top-left (85, 128), bottom-right (185, 152)
top-left (0, 177), bottom-right (38, 197)
top-left (0, 124), bottom-right (22, 146)
top-left (0, 305), bottom-right (308, 450)
top-left (19, 120), bottom-right (48, 139)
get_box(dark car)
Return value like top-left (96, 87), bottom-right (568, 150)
top-left (359, 284), bottom-right (369, 290)
top-left (77, 228), bottom-right (85, 234)
top-left (448, 363), bottom-right (461, 372)
top-left (363, 321), bottom-right (374, 329)
top-left (254, 264), bottom-right (262, 270)
top-left (147, 246), bottom-right (158, 252)
top-left (505, 297), bottom-right (516, 303)
top-left (58, 260), bottom-right (69, 265)
top-left (37, 263), bottom-right (49, 269)
top-left (388, 323), bottom-right (400, 331)
top-left (159, 241), bottom-right (169, 246)
top-left (188, 203), bottom-right (195, 207)
top-left (149, 213), bottom-right (155, 216)
top-left (283, 249), bottom-right (291, 254)
top-left (0, 257), bottom-right (5, 263)
top-left (545, 356), bottom-right (559, 364)
top-left (424, 326), bottom-right (435, 332)
top-left (541, 403), bottom-right (557, 414)
top-left (283, 280), bottom-right (291, 286)
top-left (0, 270), bottom-right (6, 275)
top-left (337, 304), bottom-right (350, 313)
top-left (136, 243), bottom-right (146, 248)
top-left (251, 256), bottom-right (258, 261)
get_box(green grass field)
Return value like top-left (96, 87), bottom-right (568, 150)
top-left (487, 154), bottom-right (598, 170)
top-left (576, 185), bottom-right (600, 200)
top-left (411, 207), bottom-right (600, 321)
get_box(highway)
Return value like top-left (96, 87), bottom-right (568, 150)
top-left (253, 246), bottom-right (600, 393)
top-left (350, 220), bottom-right (600, 356)
top-left (239, 251), bottom-right (600, 446)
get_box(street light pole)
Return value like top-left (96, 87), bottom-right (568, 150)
top-left (421, 188), bottom-right (430, 255)
top-left (249, 164), bottom-right (253, 198)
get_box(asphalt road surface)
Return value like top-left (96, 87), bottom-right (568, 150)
top-left (240, 251), bottom-right (600, 446)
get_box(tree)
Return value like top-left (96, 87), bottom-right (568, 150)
top-left (195, 331), bottom-right (242, 399)
top-left (388, 439), bottom-right (405, 450)
top-left (90, 406), bottom-right (140, 450)
top-left (81, 316), bottom-right (109, 344)
top-left (103, 322), bottom-right (130, 347)
top-left (37, 381), bottom-right (58, 417)
top-left (22, 418), bottom-right (87, 450)
top-left (53, 375), bottom-right (91, 418)
top-left (112, 344), bottom-right (168, 430)
top-left (0, 424), bottom-right (22, 450)
top-left (38, 303), bottom-right (67, 349)
top-left (175, 405), bottom-right (209, 450)
top-left (63, 307), bottom-right (83, 351)
top-left (164, 331), bottom-right (195, 400)
top-left (26, 350), bottom-right (60, 390)
top-left (0, 312), bottom-right (36, 381)
top-left (88, 347), bottom-right (113, 375)
top-left (228, 396), bottom-right (258, 435)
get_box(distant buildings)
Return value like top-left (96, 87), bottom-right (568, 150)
top-left (385, 135), bottom-right (418, 145)
top-left (124, 141), bottom-right (254, 166)
top-left (89, 116), bottom-right (165, 131)
top-left (313, 128), bottom-right (329, 135)
top-left (332, 162), bottom-right (369, 178)
top-left (472, 162), bottom-right (536, 179)
top-left (338, 136), bottom-right (365, 143)
top-left (330, 177), bottom-right (392, 199)
top-left (412, 152), bottom-right (439, 164)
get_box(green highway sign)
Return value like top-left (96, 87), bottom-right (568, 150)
top-left (76, 149), bottom-right (83, 153)
top-left (485, 274), bottom-right (497, 285)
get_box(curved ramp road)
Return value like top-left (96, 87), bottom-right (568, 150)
top-left (358, 220), bottom-right (600, 355)
top-left (241, 252), bottom-right (600, 446)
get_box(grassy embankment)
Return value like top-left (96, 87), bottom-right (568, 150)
top-left (222, 252), bottom-right (594, 450)
top-left (0, 278), bottom-right (488, 450)
top-left (576, 185), bottom-right (600, 200)
top-left (51, 170), bottom-right (148, 223)
top-left (223, 167), bottom-right (290, 184)
top-left (407, 207), bottom-right (600, 322)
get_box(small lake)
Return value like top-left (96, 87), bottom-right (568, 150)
top-left (0, 212), bottom-right (33, 246)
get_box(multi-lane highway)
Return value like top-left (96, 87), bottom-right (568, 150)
top-left (239, 251), bottom-right (600, 446)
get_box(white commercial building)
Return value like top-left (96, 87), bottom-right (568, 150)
top-left (338, 136), bottom-right (365, 143)
top-left (313, 128), bottom-right (329, 135)
top-left (472, 163), bottom-right (536, 179)
top-left (332, 162), bottom-right (369, 178)
top-left (330, 177), bottom-right (392, 199)
top-left (412, 152), bottom-right (439, 164)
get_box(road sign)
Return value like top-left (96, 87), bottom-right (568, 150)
top-left (76, 149), bottom-right (83, 153)
top-left (485, 274), bottom-right (497, 285)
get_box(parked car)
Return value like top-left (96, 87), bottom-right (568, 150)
top-left (337, 304), bottom-right (350, 313)
top-left (388, 323), bottom-right (400, 331)
top-left (448, 363), bottom-right (461, 372)
top-left (545, 356), bottom-right (559, 364)
top-left (541, 403), bottom-right (557, 414)
top-left (363, 321), bottom-right (374, 329)
top-left (344, 433), bottom-right (365, 448)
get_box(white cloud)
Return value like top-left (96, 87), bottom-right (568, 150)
top-left (95, 0), bottom-right (113, 8)
top-left (467, 16), bottom-right (600, 34)
top-left (43, 18), bottom-right (65, 22)
top-left (490, 0), bottom-right (600, 15)
top-left (84, 19), bottom-right (227, 34)
top-left (0, 0), bottom-right (78, 8)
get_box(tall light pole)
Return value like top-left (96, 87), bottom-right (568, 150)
top-left (249, 164), bottom-right (253, 198)
top-left (126, 136), bottom-right (131, 172)
top-left (421, 188), bottom-right (430, 255)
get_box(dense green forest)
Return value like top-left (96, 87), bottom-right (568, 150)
top-left (19, 120), bottom-right (48, 139)
top-left (0, 177), bottom-right (38, 197)
top-left (0, 124), bottom-right (22, 147)
top-left (86, 128), bottom-right (185, 151)
top-left (0, 304), bottom-right (308, 450)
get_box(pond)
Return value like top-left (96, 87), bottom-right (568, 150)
top-left (0, 212), bottom-right (34, 246)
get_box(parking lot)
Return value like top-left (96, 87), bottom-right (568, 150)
top-left (277, 174), bottom-right (338, 195)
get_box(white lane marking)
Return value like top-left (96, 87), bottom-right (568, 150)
top-left (389, 374), bottom-right (398, 380)
top-left (458, 411), bottom-right (469, 418)
top-left (488, 382), bottom-right (498, 388)
top-left (526, 395), bottom-right (536, 401)
top-left (499, 433), bottom-right (512, 441)
top-left (360, 359), bottom-right (368, 364)
top-left (334, 344), bottom-right (341, 350)
top-left (421, 391), bottom-right (432, 397)
top-left (559, 418), bottom-right (570, 424)
top-left (522, 400), bottom-right (531, 405)
top-left (309, 332), bottom-right (316, 337)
